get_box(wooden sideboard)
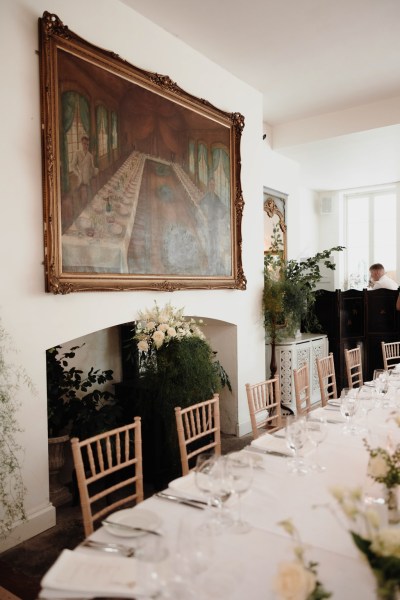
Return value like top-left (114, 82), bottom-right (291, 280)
top-left (265, 333), bottom-right (328, 411)
top-left (314, 288), bottom-right (400, 390)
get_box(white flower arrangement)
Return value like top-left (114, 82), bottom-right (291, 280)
top-left (134, 301), bottom-right (205, 355)
top-left (274, 519), bottom-right (331, 600)
top-left (329, 486), bottom-right (400, 599)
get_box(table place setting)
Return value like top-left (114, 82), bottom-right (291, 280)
top-left (39, 547), bottom-right (163, 599)
top-left (38, 401), bottom-right (400, 600)
top-left (249, 432), bottom-right (293, 457)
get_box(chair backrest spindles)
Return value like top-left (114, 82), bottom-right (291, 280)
top-left (344, 346), bottom-right (363, 389)
top-left (293, 363), bottom-right (311, 415)
top-left (316, 353), bottom-right (337, 406)
top-left (381, 341), bottom-right (400, 371)
top-left (175, 394), bottom-right (221, 476)
top-left (245, 377), bottom-right (282, 439)
top-left (71, 417), bottom-right (143, 537)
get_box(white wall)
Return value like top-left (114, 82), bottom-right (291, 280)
top-left (0, 0), bottom-right (307, 549)
top-left (261, 137), bottom-right (319, 260)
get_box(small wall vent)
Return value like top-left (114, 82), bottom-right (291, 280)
top-left (320, 196), bottom-right (333, 215)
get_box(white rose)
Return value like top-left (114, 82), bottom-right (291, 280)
top-left (167, 327), bottom-right (177, 337)
top-left (273, 561), bottom-right (316, 600)
top-left (152, 330), bottom-right (165, 349)
top-left (157, 323), bottom-right (169, 332)
top-left (365, 508), bottom-right (381, 530)
top-left (368, 454), bottom-right (390, 479)
top-left (137, 340), bottom-right (149, 353)
top-left (371, 527), bottom-right (400, 558)
top-left (146, 321), bottom-right (156, 330)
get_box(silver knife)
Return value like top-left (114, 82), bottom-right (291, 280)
top-left (249, 447), bottom-right (289, 458)
top-left (81, 539), bottom-right (135, 556)
top-left (102, 520), bottom-right (162, 536)
top-left (155, 491), bottom-right (207, 509)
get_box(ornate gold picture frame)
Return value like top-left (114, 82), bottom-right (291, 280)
top-left (39, 12), bottom-right (246, 293)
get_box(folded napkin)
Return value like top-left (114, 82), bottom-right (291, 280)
top-left (313, 406), bottom-right (345, 423)
top-left (41, 548), bottom-right (144, 598)
top-left (327, 399), bottom-right (341, 407)
top-left (250, 432), bottom-right (292, 455)
top-left (168, 471), bottom-right (207, 501)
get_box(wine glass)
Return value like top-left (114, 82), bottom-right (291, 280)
top-left (340, 390), bottom-right (360, 434)
top-left (285, 416), bottom-right (308, 475)
top-left (373, 369), bottom-right (389, 394)
top-left (225, 452), bottom-right (253, 534)
top-left (358, 386), bottom-right (378, 432)
top-left (194, 454), bottom-right (232, 533)
top-left (306, 415), bottom-right (328, 472)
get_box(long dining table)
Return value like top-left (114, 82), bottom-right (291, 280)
top-left (39, 391), bottom-right (400, 599)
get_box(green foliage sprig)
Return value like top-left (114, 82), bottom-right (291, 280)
top-left (275, 519), bottom-right (332, 600)
top-left (46, 344), bottom-right (120, 439)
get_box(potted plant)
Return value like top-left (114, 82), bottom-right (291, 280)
top-left (128, 302), bottom-right (231, 488)
top-left (46, 344), bottom-right (121, 505)
top-left (263, 246), bottom-right (344, 376)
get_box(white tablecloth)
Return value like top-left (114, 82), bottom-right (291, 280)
top-left (40, 404), bottom-right (400, 599)
top-left (62, 151), bottom-right (145, 273)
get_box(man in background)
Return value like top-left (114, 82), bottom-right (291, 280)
top-left (368, 263), bottom-right (398, 290)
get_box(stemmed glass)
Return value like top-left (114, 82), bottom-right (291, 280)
top-left (194, 454), bottom-right (232, 534)
top-left (373, 369), bottom-right (389, 407)
top-left (306, 415), bottom-right (328, 472)
top-left (340, 389), bottom-right (360, 434)
top-left (225, 452), bottom-right (253, 534)
top-left (358, 387), bottom-right (377, 432)
top-left (285, 416), bottom-right (308, 475)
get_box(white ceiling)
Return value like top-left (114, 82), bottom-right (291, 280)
top-left (120, 0), bottom-right (400, 190)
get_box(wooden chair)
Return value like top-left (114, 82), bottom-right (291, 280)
top-left (344, 346), bottom-right (363, 389)
top-left (316, 353), bottom-right (337, 406)
top-left (70, 417), bottom-right (143, 537)
top-left (245, 378), bottom-right (282, 439)
top-left (175, 394), bottom-right (221, 476)
top-left (293, 363), bottom-right (311, 415)
top-left (381, 341), bottom-right (400, 371)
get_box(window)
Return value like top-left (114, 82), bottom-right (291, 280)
top-left (345, 187), bottom-right (397, 289)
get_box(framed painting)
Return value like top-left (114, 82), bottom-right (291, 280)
top-left (39, 12), bottom-right (246, 293)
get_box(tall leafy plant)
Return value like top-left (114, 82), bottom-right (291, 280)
top-left (263, 246), bottom-right (344, 343)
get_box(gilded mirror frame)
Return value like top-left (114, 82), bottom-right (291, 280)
top-left (263, 189), bottom-right (287, 259)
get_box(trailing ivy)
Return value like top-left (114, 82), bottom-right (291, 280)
top-left (0, 320), bottom-right (34, 539)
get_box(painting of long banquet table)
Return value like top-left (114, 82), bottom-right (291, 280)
top-left (39, 12), bottom-right (245, 293)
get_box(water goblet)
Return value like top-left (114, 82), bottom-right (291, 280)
top-left (340, 390), bottom-right (360, 434)
top-left (285, 416), bottom-right (308, 475)
top-left (194, 454), bottom-right (232, 534)
top-left (373, 369), bottom-right (389, 407)
top-left (225, 452), bottom-right (253, 534)
top-left (306, 415), bottom-right (328, 472)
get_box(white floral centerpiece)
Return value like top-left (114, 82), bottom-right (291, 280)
top-left (135, 301), bottom-right (205, 356)
top-left (330, 486), bottom-right (400, 600)
top-left (130, 301), bottom-right (230, 486)
top-left (274, 519), bottom-right (331, 600)
top-left (364, 414), bottom-right (400, 524)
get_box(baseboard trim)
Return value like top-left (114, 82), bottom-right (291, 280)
top-left (0, 585), bottom-right (22, 600)
top-left (0, 503), bottom-right (56, 553)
